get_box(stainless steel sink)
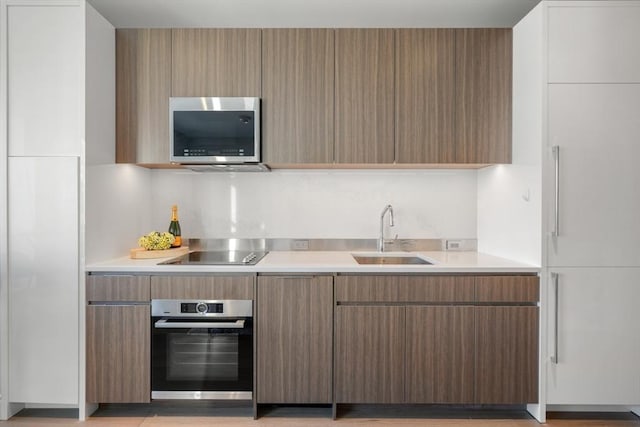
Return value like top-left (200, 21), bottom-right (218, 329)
top-left (352, 254), bottom-right (433, 265)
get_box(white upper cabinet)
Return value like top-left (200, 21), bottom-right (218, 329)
top-left (547, 84), bottom-right (640, 267)
top-left (548, 4), bottom-right (640, 83)
top-left (8, 5), bottom-right (83, 156)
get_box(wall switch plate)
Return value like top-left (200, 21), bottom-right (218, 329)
top-left (446, 240), bottom-right (462, 251)
top-left (292, 240), bottom-right (309, 250)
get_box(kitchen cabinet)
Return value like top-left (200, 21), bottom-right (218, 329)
top-left (548, 5), bottom-right (640, 83)
top-left (547, 84), bottom-right (640, 267)
top-left (86, 275), bottom-right (151, 403)
top-left (547, 268), bottom-right (640, 404)
top-left (405, 306), bottom-right (474, 403)
top-left (256, 275), bottom-right (332, 403)
top-left (171, 29), bottom-right (261, 97)
top-left (395, 28), bottom-right (512, 165)
top-left (334, 274), bottom-right (538, 405)
top-left (454, 28), bottom-right (512, 164)
top-left (395, 29), bottom-right (456, 164)
top-left (7, 5), bottom-right (83, 157)
top-left (475, 306), bottom-right (538, 404)
top-left (335, 29), bottom-right (394, 163)
top-left (116, 29), bottom-right (171, 164)
top-left (262, 29), bottom-right (334, 164)
top-left (8, 156), bottom-right (79, 404)
top-left (150, 275), bottom-right (254, 300)
top-left (335, 306), bottom-right (405, 403)
top-left (542, 4), bottom-right (640, 409)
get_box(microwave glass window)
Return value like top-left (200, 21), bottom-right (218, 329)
top-left (173, 111), bottom-right (255, 157)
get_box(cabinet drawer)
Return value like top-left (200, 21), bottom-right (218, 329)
top-left (475, 276), bottom-right (539, 303)
top-left (150, 275), bottom-right (254, 300)
top-left (335, 275), bottom-right (474, 303)
top-left (87, 275), bottom-right (150, 302)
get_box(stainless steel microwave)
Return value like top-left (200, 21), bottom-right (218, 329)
top-left (170, 97), bottom-right (260, 164)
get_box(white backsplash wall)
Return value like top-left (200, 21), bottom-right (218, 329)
top-left (86, 164), bottom-right (152, 263)
top-left (477, 6), bottom-right (542, 267)
top-left (150, 169), bottom-right (477, 240)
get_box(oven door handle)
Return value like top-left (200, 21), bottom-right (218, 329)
top-left (154, 319), bottom-right (246, 329)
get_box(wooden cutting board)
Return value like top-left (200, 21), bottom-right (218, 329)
top-left (130, 246), bottom-right (189, 259)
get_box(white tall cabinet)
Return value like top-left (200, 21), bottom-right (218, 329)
top-left (543, 1), bottom-right (640, 409)
top-left (1, 0), bottom-right (86, 418)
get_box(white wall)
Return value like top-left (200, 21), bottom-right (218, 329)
top-left (86, 165), bottom-right (152, 263)
top-left (149, 169), bottom-right (478, 240)
top-left (0, 0), bottom-right (8, 419)
top-left (86, 2), bottom-right (115, 166)
top-left (476, 4), bottom-right (543, 266)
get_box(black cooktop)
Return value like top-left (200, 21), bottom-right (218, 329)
top-left (159, 250), bottom-right (268, 266)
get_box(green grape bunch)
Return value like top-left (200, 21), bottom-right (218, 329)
top-left (138, 231), bottom-right (176, 250)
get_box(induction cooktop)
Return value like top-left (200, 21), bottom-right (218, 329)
top-left (159, 250), bottom-right (268, 266)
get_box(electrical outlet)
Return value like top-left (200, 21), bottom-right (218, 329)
top-left (446, 240), bottom-right (462, 251)
top-left (292, 240), bottom-right (309, 250)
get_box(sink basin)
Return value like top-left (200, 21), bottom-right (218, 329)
top-left (352, 254), bottom-right (433, 265)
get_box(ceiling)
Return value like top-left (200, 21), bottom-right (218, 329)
top-left (87, 0), bottom-right (543, 29)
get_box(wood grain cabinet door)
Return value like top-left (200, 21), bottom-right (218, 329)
top-left (86, 305), bottom-right (150, 403)
top-left (116, 29), bottom-right (171, 164)
top-left (335, 29), bottom-right (394, 163)
top-left (150, 275), bottom-right (254, 300)
top-left (171, 29), bottom-right (261, 97)
top-left (335, 305), bottom-right (405, 403)
top-left (256, 276), bottom-right (333, 403)
top-left (262, 29), bottom-right (334, 164)
top-left (454, 28), bottom-right (512, 164)
top-left (406, 306), bottom-right (475, 404)
top-left (475, 306), bottom-right (538, 404)
top-left (395, 29), bottom-right (456, 164)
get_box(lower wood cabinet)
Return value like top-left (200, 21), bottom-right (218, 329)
top-left (335, 306), bottom-right (405, 403)
top-left (334, 274), bottom-right (539, 406)
top-left (406, 306), bottom-right (475, 404)
top-left (86, 274), bottom-right (151, 403)
top-left (256, 275), bottom-right (333, 403)
top-left (86, 304), bottom-right (150, 403)
top-left (475, 306), bottom-right (538, 404)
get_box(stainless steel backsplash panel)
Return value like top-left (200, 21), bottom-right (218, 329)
top-left (187, 238), bottom-right (477, 252)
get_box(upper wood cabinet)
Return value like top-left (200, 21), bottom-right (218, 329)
top-left (395, 29), bottom-right (456, 164)
top-left (116, 29), bottom-right (171, 164)
top-left (335, 29), bottom-right (394, 163)
top-left (115, 27), bottom-right (512, 167)
top-left (171, 29), bottom-right (261, 97)
top-left (262, 29), bottom-right (334, 164)
top-left (455, 28), bottom-right (512, 164)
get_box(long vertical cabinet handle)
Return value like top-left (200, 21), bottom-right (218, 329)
top-left (551, 272), bottom-right (559, 364)
top-left (552, 146), bottom-right (560, 237)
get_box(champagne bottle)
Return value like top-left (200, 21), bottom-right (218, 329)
top-left (168, 205), bottom-right (182, 248)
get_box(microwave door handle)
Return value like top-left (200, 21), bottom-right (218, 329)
top-left (154, 319), bottom-right (245, 329)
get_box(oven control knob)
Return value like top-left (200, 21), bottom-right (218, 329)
top-left (196, 302), bottom-right (208, 314)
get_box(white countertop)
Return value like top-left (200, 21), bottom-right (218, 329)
top-left (86, 251), bottom-right (539, 274)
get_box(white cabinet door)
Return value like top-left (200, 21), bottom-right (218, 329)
top-left (8, 157), bottom-right (79, 404)
top-left (547, 84), bottom-right (640, 267)
top-left (547, 267), bottom-right (640, 405)
top-left (7, 5), bottom-right (83, 156)
top-left (548, 5), bottom-right (640, 83)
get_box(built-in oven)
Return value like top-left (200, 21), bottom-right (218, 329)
top-left (151, 299), bottom-right (253, 400)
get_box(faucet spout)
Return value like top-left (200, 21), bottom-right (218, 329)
top-left (379, 204), bottom-right (395, 252)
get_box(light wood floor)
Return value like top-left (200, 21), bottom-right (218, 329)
top-left (1, 404), bottom-right (639, 426)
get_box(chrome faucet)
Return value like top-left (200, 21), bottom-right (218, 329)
top-left (379, 204), bottom-right (395, 252)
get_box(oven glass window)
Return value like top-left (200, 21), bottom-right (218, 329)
top-left (152, 319), bottom-right (253, 393)
top-left (167, 332), bottom-right (239, 381)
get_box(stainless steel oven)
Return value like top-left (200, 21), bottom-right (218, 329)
top-left (151, 299), bottom-right (253, 400)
